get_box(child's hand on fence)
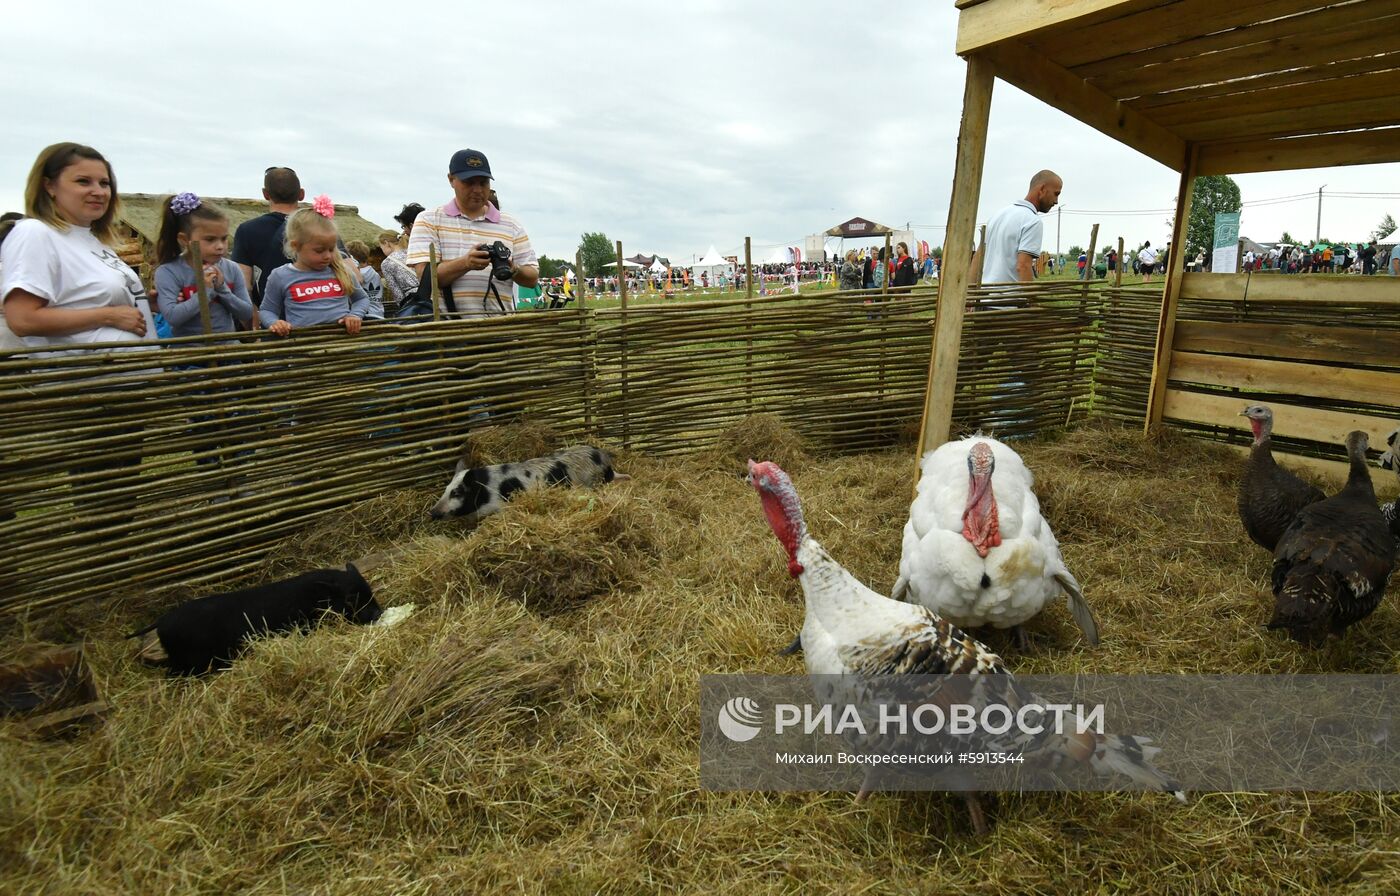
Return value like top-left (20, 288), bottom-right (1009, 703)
top-left (340, 315), bottom-right (362, 335)
top-left (268, 320), bottom-right (291, 337)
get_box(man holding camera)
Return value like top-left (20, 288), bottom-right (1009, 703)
top-left (407, 148), bottom-right (538, 319)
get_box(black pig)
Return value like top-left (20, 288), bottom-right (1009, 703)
top-left (129, 564), bottom-right (381, 676)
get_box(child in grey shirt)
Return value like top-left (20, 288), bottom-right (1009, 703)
top-left (258, 203), bottom-right (368, 336)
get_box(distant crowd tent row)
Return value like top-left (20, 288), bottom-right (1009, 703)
top-left (920, 0), bottom-right (1400, 457)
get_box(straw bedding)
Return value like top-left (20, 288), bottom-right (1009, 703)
top-left (2, 418), bottom-right (1398, 894)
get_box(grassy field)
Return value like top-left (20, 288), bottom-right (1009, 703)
top-left (569, 264), bottom-right (1152, 312)
top-left (3, 418), bottom-right (1398, 894)
top-left (564, 261), bottom-right (1386, 312)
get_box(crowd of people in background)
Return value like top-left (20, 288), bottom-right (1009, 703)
top-left (565, 248), bottom-right (939, 299)
top-left (1238, 241), bottom-right (1397, 275)
top-left (0, 143), bottom-right (549, 353)
top-left (0, 140), bottom-right (946, 360)
top-left (1076, 239), bottom-right (1397, 279)
top-left (2, 142), bottom-right (1393, 359)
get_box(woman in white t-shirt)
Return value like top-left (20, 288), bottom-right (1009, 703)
top-left (1137, 242), bottom-right (1158, 283)
top-left (0, 214), bottom-right (24, 351)
top-left (0, 142), bottom-right (151, 351)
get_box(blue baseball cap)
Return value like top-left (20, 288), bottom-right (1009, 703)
top-left (449, 149), bottom-right (493, 180)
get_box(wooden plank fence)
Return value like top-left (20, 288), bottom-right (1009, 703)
top-left (1156, 273), bottom-right (1400, 485)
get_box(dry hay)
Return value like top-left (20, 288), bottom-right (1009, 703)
top-left (456, 419), bottom-right (568, 469)
top-left (694, 412), bottom-right (813, 475)
top-left (260, 487), bottom-right (442, 578)
top-left (3, 417), bottom-right (1399, 894)
top-left (378, 485), bottom-right (662, 614)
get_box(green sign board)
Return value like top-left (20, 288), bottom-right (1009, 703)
top-left (1212, 212), bottom-right (1241, 273)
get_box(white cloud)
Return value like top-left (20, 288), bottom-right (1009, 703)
top-left (2, 0), bottom-right (1395, 261)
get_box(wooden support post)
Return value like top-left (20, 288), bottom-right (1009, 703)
top-left (574, 252), bottom-right (586, 308)
top-left (970, 224), bottom-right (987, 289)
top-left (916, 54), bottom-right (994, 461)
top-left (429, 244), bottom-right (441, 322)
top-left (744, 236), bottom-right (754, 413)
top-left (616, 240), bottom-right (630, 449)
top-left (877, 233), bottom-right (891, 424)
top-left (744, 237), bottom-right (753, 300)
top-left (882, 233), bottom-right (892, 296)
top-left (576, 250), bottom-right (592, 435)
top-left (1115, 236), bottom-right (1124, 287)
top-left (1083, 223), bottom-right (1099, 284)
top-left (1068, 223), bottom-right (1099, 425)
top-left (1145, 143), bottom-right (1200, 433)
top-left (188, 243), bottom-right (214, 336)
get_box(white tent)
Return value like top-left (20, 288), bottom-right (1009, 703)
top-left (689, 245), bottom-right (734, 287)
top-left (648, 259), bottom-right (667, 274)
top-left (763, 246), bottom-right (793, 266)
top-left (602, 260), bottom-right (643, 268)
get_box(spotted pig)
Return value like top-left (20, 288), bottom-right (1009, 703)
top-left (430, 445), bottom-right (628, 522)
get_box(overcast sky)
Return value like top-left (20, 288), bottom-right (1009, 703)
top-left (5, 1), bottom-right (1397, 261)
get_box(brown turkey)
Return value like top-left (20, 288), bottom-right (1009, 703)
top-left (1238, 404), bottom-right (1326, 552)
top-left (1381, 426), bottom-right (1398, 545)
top-left (1268, 431), bottom-right (1395, 647)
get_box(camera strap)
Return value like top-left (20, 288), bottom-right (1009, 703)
top-left (440, 274), bottom-right (506, 318)
top-left (485, 279), bottom-right (509, 315)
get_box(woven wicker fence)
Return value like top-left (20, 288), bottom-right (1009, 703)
top-left (1093, 286), bottom-right (1164, 423)
top-left (0, 282), bottom-right (1138, 620)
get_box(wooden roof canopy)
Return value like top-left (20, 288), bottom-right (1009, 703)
top-left (955, 0), bottom-right (1400, 174)
top-left (915, 0), bottom-right (1400, 457)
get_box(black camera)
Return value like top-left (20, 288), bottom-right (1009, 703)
top-left (482, 241), bottom-right (513, 281)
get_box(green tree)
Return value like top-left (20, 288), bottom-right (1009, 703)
top-left (538, 255), bottom-right (566, 279)
top-left (1279, 231), bottom-right (1296, 245)
top-left (1186, 175), bottom-right (1242, 258)
top-left (1371, 213), bottom-right (1397, 243)
top-left (577, 232), bottom-right (614, 278)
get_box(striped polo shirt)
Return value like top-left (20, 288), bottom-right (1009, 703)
top-left (406, 198), bottom-right (537, 319)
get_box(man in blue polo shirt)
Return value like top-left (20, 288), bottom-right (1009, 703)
top-left (982, 170), bottom-right (1062, 284)
top-left (407, 149), bottom-right (539, 319)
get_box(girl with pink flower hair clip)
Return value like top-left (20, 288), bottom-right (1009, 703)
top-left (257, 195), bottom-right (369, 337)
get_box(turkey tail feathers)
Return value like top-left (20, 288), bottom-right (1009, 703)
top-left (890, 575), bottom-right (910, 603)
top-left (1089, 735), bottom-right (1188, 803)
top-left (1053, 572), bottom-right (1101, 646)
top-left (1268, 563), bottom-right (1333, 646)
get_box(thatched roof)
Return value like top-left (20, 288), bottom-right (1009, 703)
top-left (116, 193), bottom-right (393, 250)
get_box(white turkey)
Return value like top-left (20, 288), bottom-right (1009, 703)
top-left (748, 459), bottom-right (1183, 833)
top-left (1379, 426), bottom-right (1398, 472)
top-left (1269, 431), bottom-right (1395, 646)
top-left (1237, 404), bottom-right (1326, 552)
top-left (890, 436), bottom-right (1099, 650)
